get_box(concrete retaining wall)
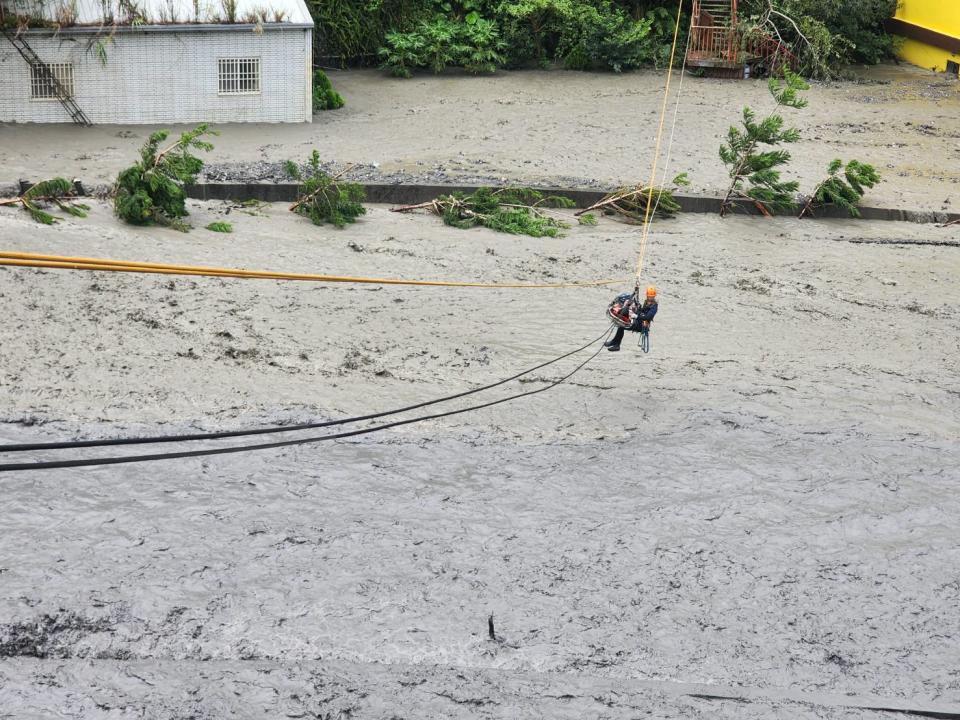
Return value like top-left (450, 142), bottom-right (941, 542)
top-left (6, 179), bottom-right (958, 224)
top-left (183, 182), bottom-right (960, 225)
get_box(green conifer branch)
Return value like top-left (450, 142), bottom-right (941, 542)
top-left (719, 71), bottom-right (809, 217)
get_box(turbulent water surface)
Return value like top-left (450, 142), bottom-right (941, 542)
top-left (1, 204), bottom-right (959, 717)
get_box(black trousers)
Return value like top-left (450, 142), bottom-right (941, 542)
top-left (611, 327), bottom-right (626, 345)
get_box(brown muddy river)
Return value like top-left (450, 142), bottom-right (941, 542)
top-left (1, 203), bottom-right (959, 717)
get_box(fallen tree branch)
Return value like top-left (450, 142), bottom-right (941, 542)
top-left (392, 187), bottom-right (574, 237)
top-left (576, 174), bottom-right (688, 222)
top-left (1, 178), bottom-right (89, 224)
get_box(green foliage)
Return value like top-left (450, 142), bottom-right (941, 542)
top-left (379, 15), bottom-right (505, 76)
top-left (310, 0), bottom-right (892, 76)
top-left (719, 72), bottom-right (808, 216)
top-left (346, 0), bottom-right (685, 75)
top-left (313, 70), bottom-right (345, 111)
top-left (13, 178), bottom-right (90, 225)
top-left (800, 158), bottom-right (881, 217)
top-left (398, 186), bottom-right (575, 237)
top-left (501, 0), bottom-right (677, 72)
top-left (288, 151), bottom-right (366, 228)
top-left (113, 124), bottom-right (216, 231)
top-left (309, 0), bottom-right (426, 67)
top-left (740, 0), bottom-right (897, 78)
top-left (583, 172), bottom-right (688, 223)
top-left (205, 221), bottom-right (234, 232)
top-left (565, 5), bottom-right (676, 72)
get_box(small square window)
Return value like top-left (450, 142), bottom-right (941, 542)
top-left (30, 62), bottom-right (74, 100)
top-left (947, 60), bottom-right (959, 77)
top-left (218, 58), bottom-right (261, 95)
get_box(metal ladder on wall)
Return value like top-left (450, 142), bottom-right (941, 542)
top-left (2, 26), bottom-right (92, 125)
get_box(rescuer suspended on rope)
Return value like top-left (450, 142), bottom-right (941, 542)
top-left (605, 286), bottom-right (658, 352)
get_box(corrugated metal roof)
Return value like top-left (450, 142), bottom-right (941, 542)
top-left (4, 0), bottom-right (313, 27)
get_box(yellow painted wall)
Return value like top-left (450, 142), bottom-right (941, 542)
top-left (894, 0), bottom-right (960, 72)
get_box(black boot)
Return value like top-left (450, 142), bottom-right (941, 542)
top-left (605, 327), bottom-right (624, 351)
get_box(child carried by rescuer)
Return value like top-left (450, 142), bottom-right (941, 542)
top-left (605, 286), bottom-right (658, 352)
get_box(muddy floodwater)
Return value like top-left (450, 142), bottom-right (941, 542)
top-left (0, 200), bottom-right (958, 717)
top-left (2, 65), bottom-right (959, 213)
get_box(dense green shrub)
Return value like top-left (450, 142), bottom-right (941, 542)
top-left (313, 70), bottom-right (345, 111)
top-left (379, 14), bottom-right (505, 76)
top-left (309, 0), bottom-right (894, 77)
top-left (740, 0), bottom-right (897, 78)
top-left (500, 0), bottom-right (677, 72)
top-left (113, 124), bottom-right (216, 231)
top-left (309, 0), bottom-right (427, 66)
top-left (563, 4), bottom-right (664, 72)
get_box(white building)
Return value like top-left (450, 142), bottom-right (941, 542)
top-left (0, 0), bottom-right (313, 124)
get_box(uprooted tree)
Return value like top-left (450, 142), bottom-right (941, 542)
top-left (114, 124), bottom-right (217, 230)
top-left (575, 173), bottom-right (689, 224)
top-left (719, 71), bottom-right (809, 217)
top-left (0, 178), bottom-right (89, 225)
top-left (287, 151), bottom-right (366, 228)
top-left (392, 187), bottom-right (576, 238)
top-left (799, 159), bottom-right (882, 218)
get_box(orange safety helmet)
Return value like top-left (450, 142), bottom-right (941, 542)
top-left (645, 286), bottom-right (657, 299)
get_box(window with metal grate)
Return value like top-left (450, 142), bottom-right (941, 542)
top-left (30, 63), bottom-right (74, 100)
top-left (218, 57), bottom-right (261, 95)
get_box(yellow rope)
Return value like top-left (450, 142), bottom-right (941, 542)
top-left (634, 0), bottom-right (685, 286)
top-left (0, 251), bottom-right (626, 289)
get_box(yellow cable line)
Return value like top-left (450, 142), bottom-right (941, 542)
top-left (634, 0), bottom-right (685, 285)
top-left (0, 251), bottom-right (627, 289)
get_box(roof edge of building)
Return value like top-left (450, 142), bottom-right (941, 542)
top-left (13, 21), bottom-right (313, 35)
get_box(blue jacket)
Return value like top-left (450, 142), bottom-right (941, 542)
top-left (631, 300), bottom-right (658, 330)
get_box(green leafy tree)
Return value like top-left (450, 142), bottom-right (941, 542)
top-left (113, 124), bottom-right (216, 230)
top-left (287, 151), bottom-right (366, 228)
top-left (393, 186), bottom-right (575, 237)
top-left (799, 159), bottom-right (881, 218)
top-left (313, 70), bottom-right (345, 111)
top-left (719, 72), bottom-right (808, 217)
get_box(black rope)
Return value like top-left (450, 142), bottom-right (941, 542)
top-left (0, 329), bottom-right (612, 453)
top-left (0, 328), bottom-right (611, 473)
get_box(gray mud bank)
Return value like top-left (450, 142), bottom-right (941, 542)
top-left (1, 203), bottom-right (959, 717)
top-left (2, 64), bottom-right (959, 213)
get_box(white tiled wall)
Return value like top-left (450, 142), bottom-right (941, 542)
top-left (0, 26), bottom-right (311, 124)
